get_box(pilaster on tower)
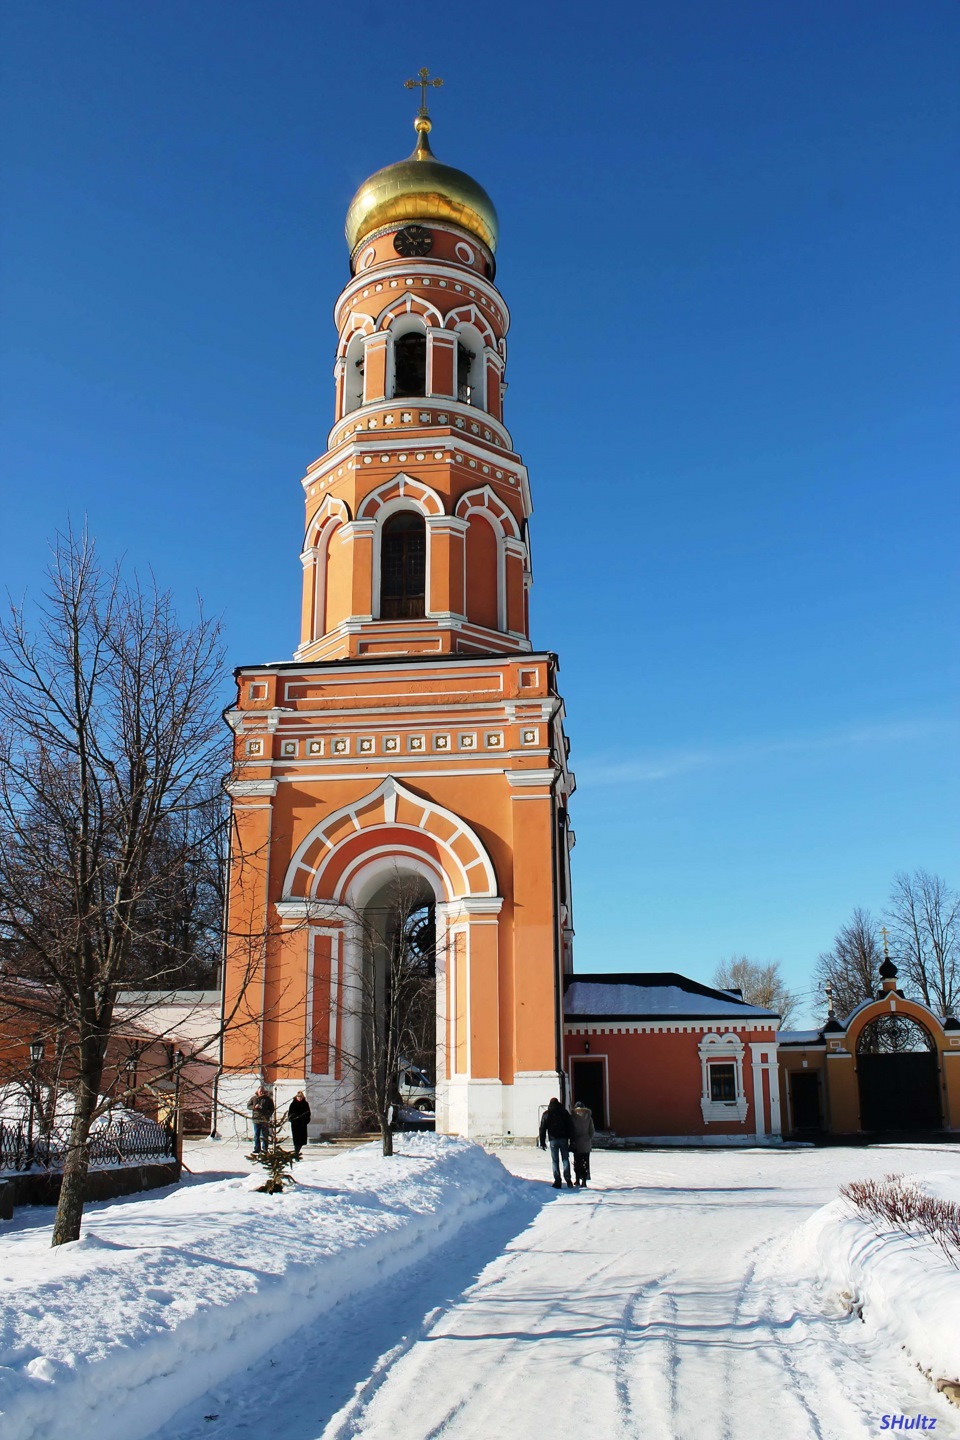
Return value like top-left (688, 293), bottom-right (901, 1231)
top-left (296, 110), bottom-right (533, 663)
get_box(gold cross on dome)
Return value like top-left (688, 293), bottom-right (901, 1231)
top-left (881, 925), bottom-right (890, 958)
top-left (404, 67), bottom-right (444, 115)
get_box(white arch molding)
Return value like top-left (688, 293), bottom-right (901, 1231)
top-left (281, 776), bottom-right (499, 904)
top-left (455, 485), bottom-right (524, 632)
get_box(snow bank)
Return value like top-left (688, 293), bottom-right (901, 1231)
top-left (760, 1170), bottom-right (960, 1388)
top-left (0, 1134), bottom-right (531, 1440)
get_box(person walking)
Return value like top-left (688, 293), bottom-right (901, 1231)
top-left (287, 1090), bottom-right (311, 1160)
top-left (570, 1099), bottom-right (595, 1187)
top-left (538, 1097), bottom-right (574, 1189)
top-left (247, 1084), bottom-right (275, 1156)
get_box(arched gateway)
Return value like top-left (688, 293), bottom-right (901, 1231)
top-left (220, 94), bottom-right (575, 1141)
top-left (778, 956), bottom-right (960, 1137)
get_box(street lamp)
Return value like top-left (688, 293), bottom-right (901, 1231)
top-left (26, 1037), bottom-right (44, 1170)
top-left (172, 1049), bottom-right (185, 1164)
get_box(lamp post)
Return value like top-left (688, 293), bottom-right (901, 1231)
top-left (123, 1053), bottom-right (138, 1110)
top-left (172, 1049), bottom-right (185, 1166)
top-left (26, 1037), bottom-right (44, 1170)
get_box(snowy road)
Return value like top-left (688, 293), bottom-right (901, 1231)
top-left (155, 1145), bottom-right (960, 1440)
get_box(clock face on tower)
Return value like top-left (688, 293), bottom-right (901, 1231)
top-left (393, 224), bottom-right (433, 258)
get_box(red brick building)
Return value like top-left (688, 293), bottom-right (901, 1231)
top-left (564, 974), bottom-right (781, 1140)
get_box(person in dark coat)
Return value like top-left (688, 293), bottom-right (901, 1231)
top-left (569, 1100), bottom-right (595, 1187)
top-left (287, 1091), bottom-right (311, 1159)
top-left (247, 1085), bottom-right (275, 1155)
top-left (538, 1097), bottom-right (574, 1188)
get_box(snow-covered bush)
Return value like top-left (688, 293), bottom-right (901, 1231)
top-left (841, 1172), bottom-right (960, 1267)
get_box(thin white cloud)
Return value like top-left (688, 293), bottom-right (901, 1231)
top-left (579, 718), bottom-right (956, 788)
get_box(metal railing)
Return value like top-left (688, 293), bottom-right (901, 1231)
top-left (0, 1113), bottom-right (176, 1174)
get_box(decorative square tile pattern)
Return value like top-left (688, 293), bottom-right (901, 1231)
top-left (458, 733), bottom-right (477, 750)
top-left (383, 736), bottom-right (399, 752)
top-left (332, 738), bottom-right (349, 755)
top-left (281, 740), bottom-right (298, 757)
top-left (434, 734), bottom-right (450, 751)
top-left (307, 740), bottom-right (324, 756)
top-left (521, 729), bottom-right (539, 745)
top-left (358, 737), bottom-right (374, 754)
top-left (485, 733), bottom-right (503, 749)
top-left (246, 739), bottom-right (263, 757)
top-left (408, 735), bottom-right (425, 751)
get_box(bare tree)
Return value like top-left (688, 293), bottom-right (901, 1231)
top-left (331, 875), bottom-right (441, 1157)
top-left (713, 955), bottom-right (797, 1027)
top-left (887, 870), bottom-right (959, 1016)
top-left (0, 530), bottom-right (228, 1244)
top-left (813, 907), bottom-right (881, 1023)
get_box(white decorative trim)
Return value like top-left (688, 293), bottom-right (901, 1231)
top-left (506, 769), bottom-right (557, 788)
top-left (436, 896), bottom-right (504, 919)
top-left (699, 1033), bottom-right (748, 1123)
top-left (226, 780), bottom-right (278, 798)
top-left (566, 1021), bottom-right (777, 1036)
top-left (282, 775), bottom-right (498, 900)
top-left (275, 899), bottom-right (353, 922)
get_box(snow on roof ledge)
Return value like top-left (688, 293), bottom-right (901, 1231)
top-left (563, 972), bottom-right (779, 1021)
top-left (776, 1030), bottom-right (823, 1046)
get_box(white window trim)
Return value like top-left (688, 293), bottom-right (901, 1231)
top-left (699, 1032), bottom-right (749, 1123)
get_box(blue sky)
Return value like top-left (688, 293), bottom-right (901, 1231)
top-left (2, 2), bottom-right (957, 1022)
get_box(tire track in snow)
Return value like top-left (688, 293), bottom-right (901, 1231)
top-left (612, 1273), bottom-right (681, 1440)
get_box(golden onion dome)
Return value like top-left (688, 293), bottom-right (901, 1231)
top-left (345, 117), bottom-right (499, 256)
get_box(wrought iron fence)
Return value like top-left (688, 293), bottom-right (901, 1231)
top-left (0, 1113), bottom-right (176, 1174)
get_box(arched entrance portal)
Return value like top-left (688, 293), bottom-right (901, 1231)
top-left (351, 868), bottom-right (437, 1128)
top-left (857, 1014), bottom-right (942, 1131)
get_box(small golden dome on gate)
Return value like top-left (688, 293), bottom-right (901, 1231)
top-left (345, 119), bottom-right (499, 256)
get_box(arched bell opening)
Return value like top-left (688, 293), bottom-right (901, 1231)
top-left (390, 319), bottom-right (428, 400)
top-left (856, 1013), bottom-right (942, 1131)
top-left (455, 322), bottom-right (487, 409)
top-left (343, 333), bottom-right (365, 414)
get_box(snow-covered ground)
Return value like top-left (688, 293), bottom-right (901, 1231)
top-left (1, 1137), bottom-right (959, 1440)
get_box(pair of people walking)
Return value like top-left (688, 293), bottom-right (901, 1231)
top-left (538, 1097), bottom-right (594, 1189)
top-left (247, 1085), bottom-right (312, 1159)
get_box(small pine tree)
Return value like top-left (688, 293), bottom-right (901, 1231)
top-left (252, 1124), bottom-right (298, 1194)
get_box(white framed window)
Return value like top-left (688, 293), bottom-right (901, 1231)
top-left (248, 683), bottom-right (267, 701)
top-left (699, 1033), bottom-right (748, 1123)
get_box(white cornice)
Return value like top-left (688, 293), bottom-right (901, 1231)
top-left (334, 260), bottom-right (509, 334)
top-left (226, 780), bottom-right (279, 798)
top-left (506, 769), bottom-right (557, 788)
top-left (436, 896), bottom-right (504, 919)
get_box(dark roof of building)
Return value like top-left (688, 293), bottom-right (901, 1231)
top-left (563, 972), bottom-right (780, 1022)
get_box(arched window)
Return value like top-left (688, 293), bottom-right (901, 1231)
top-left (857, 1014), bottom-right (935, 1055)
top-left (457, 342), bottom-right (475, 404)
top-left (394, 332), bottom-right (427, 398)
top-left (380, 512), bottom-right (426, 619)
top-left (343, 334), bottom-right (365, 414)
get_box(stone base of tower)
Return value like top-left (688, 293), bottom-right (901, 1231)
top-left (217, 1069), bottom-right (561, 1144)
top-left (440, 1071), bottom-right (561, 1140)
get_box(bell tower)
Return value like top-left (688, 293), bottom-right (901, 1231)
top-left (296, 95), bottom-right (529, 663)
top-left (221, 81), bottom-right (575, 1140)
